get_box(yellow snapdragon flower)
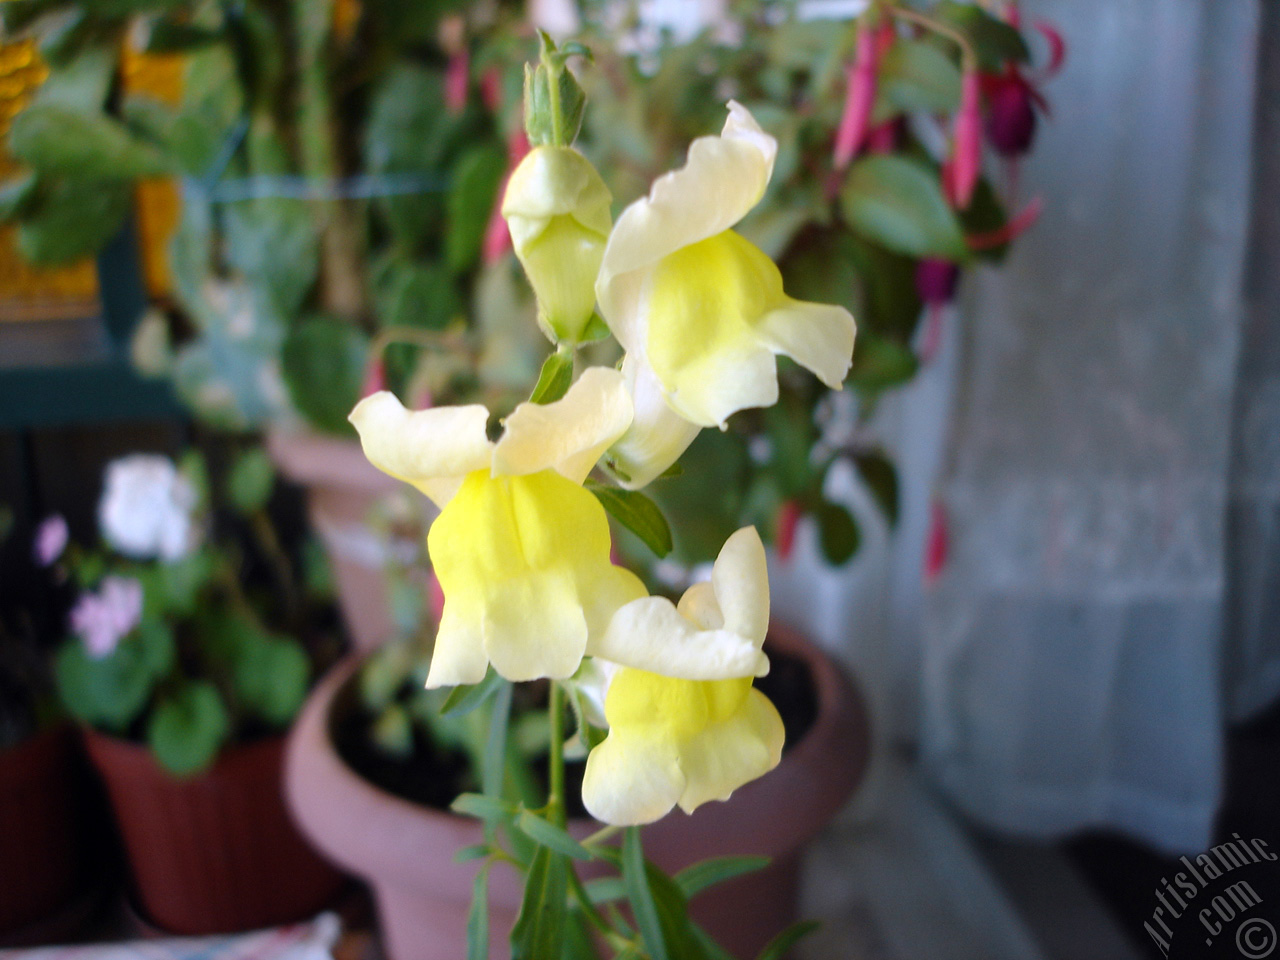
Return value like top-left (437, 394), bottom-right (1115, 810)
top-left (597, 102), bottom-right (857, 435)
top-left (350, 368), bottom-right (643, 688)
top-left (582, 528), bottom-right (784, 825)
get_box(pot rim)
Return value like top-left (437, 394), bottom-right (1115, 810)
top-left (284, 622), bottom-right (869, 888)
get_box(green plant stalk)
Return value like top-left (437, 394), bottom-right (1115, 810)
top-left (548, 680), bottom-right (567, 828)
top-left (249, 508), bottom-right (299, 629)
top-left (886, 4), bottom-right (978, 71)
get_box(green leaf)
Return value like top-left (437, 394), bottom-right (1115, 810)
top-left (848, 335), bottom-right (919, 393)
top-left (587, 484), bottom-right (673, 559)
top-left (755, 920), bottom-right (821, 960)
top-left (222, 194), bottom-right (319, 322)
top-left (467, 863), bottom-right (491, 960)
top-left (233, 633), bottom-right (310, 726)
top-left (880, 40), bottom-right (963, 115)
top-left (528, 349), bottom-right (574, 405)
top-left (9, 105), bottom-right (171, 179)
top-left (509, 846), bottom-right (569, 960)
top-left (482, 682), bottom-right (513, 801)
top-left (523, 47), bottom-right (586, 148)
top-left (624, 827), bottom-right (669, 960)
top-left (17, 178), bottom-right (131, 265)
top-left (227, 448), bottom-right (275, 514)
top-left (455, 844), bottom-right (490, 864)
top-left (815, 500), bottom-right (860, 565)
top-left (441, 668), bottom-right (505, 718)
top-left (854, 452), bottom-right (899, 526)
top-left (584, 876), bottom-right (627, 904)
top-left (147, 681), bottom-right (230, 777)
top-left (54, 633), bottom-right (155, 731)
top-left (447, 144), bottom-right (507, 273)
top-left (136, 619), bottom-right (176, 678)
top-left (452, 792), bottom-right (517, 823)
top-left (281, 315), bottom-right (368, 435)
top-left (675, 856), bottom-right (771, 899)
top-left (514, 811), bottom-right (593, 861)
top-left (934, 1), bottom-right (1031, 70)
top-left (374, 259), bottom-right (462, 332)
top-left (30, 47), bottom-right (115, 111)
top-left (841, 156), bottom-right (967, 261)
top-left (958, 176), bottom-right (1011, 262)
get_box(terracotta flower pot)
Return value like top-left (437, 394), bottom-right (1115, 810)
top-left (0, 726), bottom-right (94, 942)
top-left (285, 624), bottom-right (869, 960)
top-left (82, 730), bottom-right (344, 935)
top-left (267, 429), bottom-right (419, 653)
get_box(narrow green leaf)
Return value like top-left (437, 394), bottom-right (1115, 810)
top-left (692, 925), bottom-right (739, 960)
top-left (529, 349), bottom-right (574, 405)
top-left (510, 846), bottom-right (570, 960)
top-left (515, 810), bottom-right (593, 861)
top-left (675, 856), bottom-right (772, 899)
top-left (482, 681), bottom-right (513, 800)
top-left (587, 483), bottom-right (673, 559)
top-left (451, 792), bottom-right (518, 822)
top-left (227, 448), bottom-right (275, 515)
top-left (755, 920), bottom-right (821, 960)
top-left (623, 828), bottom-right (669, 960)
top-left (441, 667), bottom-right (504, 718)
top-left (584, 877), bottom-right (627, 904)
top-left (840, 156), bottom-right (967, 261)
top-left (454, 844), bottom-right (491, 864)
top-left (467, 863), bottom-right (491, 960)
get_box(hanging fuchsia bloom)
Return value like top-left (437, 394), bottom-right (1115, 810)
top-left (480, 68), bottom-right (502, 112)
top-left (775, 500), bottom-right (802, 562)
top-left (966, 196), bottom-right (1044, 251)
top-left (944, 69), bottom-right (983, 209)
top-left (445, 48), bottom-right (470, 115)
top-left (360, 357), bottom-right (387, 398)
top-left (866, 118), bottom-right (903, 155)
top-left (915, 259), bottom-right (960, 364)
top-left (34, 514), bottom-right (68, 567)
top-left (924, 500), bottom-right (949, 583)
top-left (832, 23), bottom-right (881, 172)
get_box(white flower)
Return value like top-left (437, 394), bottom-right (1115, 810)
top-left (98, 455), bottom-right (199, 562)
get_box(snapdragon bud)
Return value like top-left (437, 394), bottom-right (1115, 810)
top-left (501, 145), bottom-right (612, 345)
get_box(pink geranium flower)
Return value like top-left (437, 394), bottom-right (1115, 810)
top-left (70, 576), bottom-right (144, 660)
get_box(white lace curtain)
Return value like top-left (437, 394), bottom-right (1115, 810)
top-left (919, 0), bottom-right (1265, 855)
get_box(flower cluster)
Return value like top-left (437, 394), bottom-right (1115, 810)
top-left (352, 97), bottom-right (854, 826)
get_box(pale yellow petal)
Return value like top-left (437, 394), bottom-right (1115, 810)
top-left (608, 353), bottom-right (701, 489)
top-left (676, 687), bottom-right (784, 814)
top-left (676, 581), bottom-right (722, 631)
top-left (582, 730), bottom-right (686, 826)
top-left (755, 299), bottom-right (857, 390)
top-left (492, 366), bottom-right (633, 483)
top-left (349, 392), bottom-right (492, 508)
top-left (592, 595), bottom-right (768, 680)
top-left (482, 568), bottom-right (587, 681)
top-left (597, 103), bottom-right (777, 354)
top-left (710, 527), bottom-right (769, 646)
top-left (502, 145), bottom-right (613, 250)
top-left (426, 600), bottom-right (490, 689)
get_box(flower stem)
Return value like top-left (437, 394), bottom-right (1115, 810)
top-left (549, 681), bottom-right (567, 827)
top-left (583, 824), bottom-right (621, 848)
top-left (887, 5), bottom-right (978, 71)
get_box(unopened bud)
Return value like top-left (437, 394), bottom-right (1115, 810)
top-left (502, 145), bottom-right (611, 344)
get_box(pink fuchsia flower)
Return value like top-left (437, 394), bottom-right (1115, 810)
top-left (832, 23), bottom-right (881, 173)
top-left (943, 69), bottom-right (983, 209)
top-left (915, 259), bottom-right (961, 365)
top-left (34, 514), bottom-right (68, 567)
top-left (482, 129), bottom-right (531, 266)
top-left (71, 576), bottom-right (144, 660)
top-left (445, 48), bottom-right (470, 116)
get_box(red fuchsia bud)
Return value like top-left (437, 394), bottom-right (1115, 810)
top-left (776, 500), bottom-right (803, 563)
top-left (833, 23), bottom-right (880, 172)
top-left (924, 499), bottom-right (949, 583)
top-left (984, 74), bottom-right (1037, 157)
top-left (360, 357), bottom-right (386, 397)
top-left (944, 69), bottom-right (983, 208)
top-left (915, 258), bottom-right (960, 306)
top-left (445, 48), bottom-right (470, 116)
top-left (480, 67), bottom-right (502, 112)
top-left (408, 381), bottom-right (433, 410)
top-left (866, 117), bottom-right (903, 154)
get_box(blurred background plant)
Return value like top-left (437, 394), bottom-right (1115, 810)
top-left (0, 0), bottom-right (542, 435)
top-left (48, 445), bottom-right (337, 776)
top-left (567, 0), bottom-right (1059, 569)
